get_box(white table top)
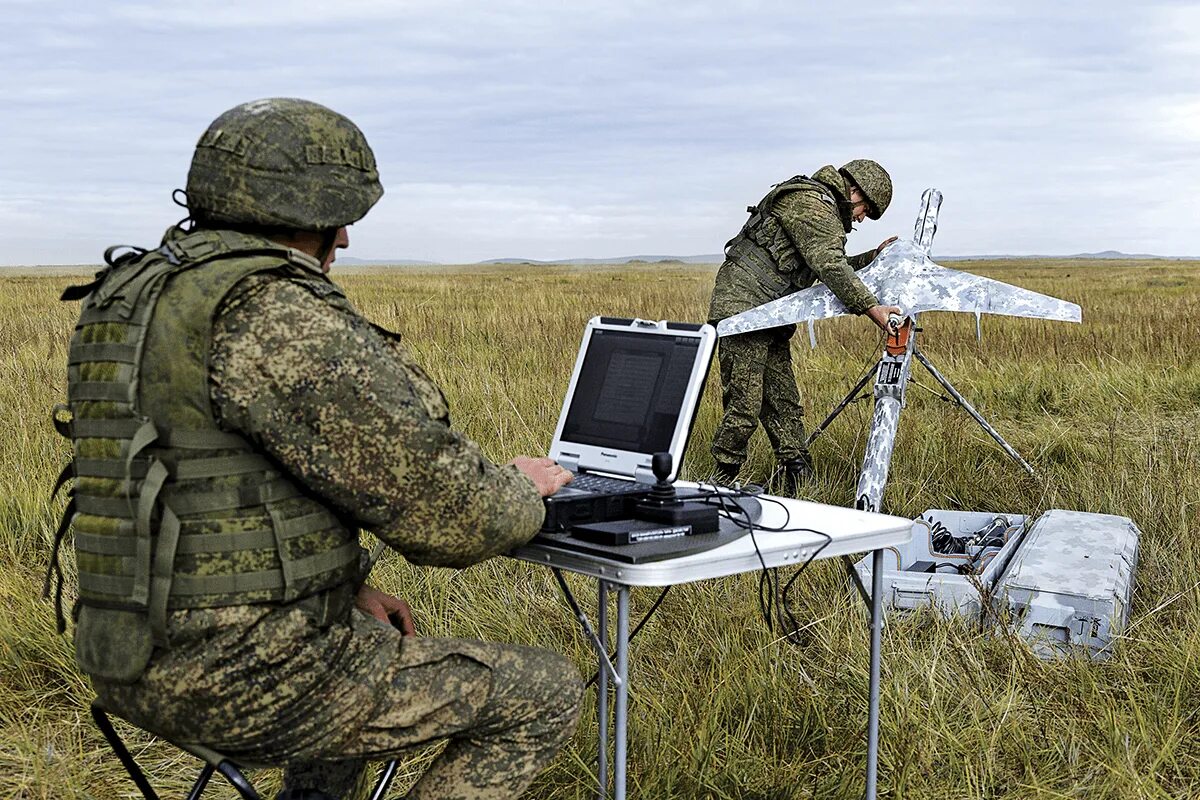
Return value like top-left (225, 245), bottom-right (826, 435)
top-left (510, 487), bottom-right (912, 587)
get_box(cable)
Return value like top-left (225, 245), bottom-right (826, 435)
top-left (687, 482), bottom-right (835, 641)
top-left (580, 482), bottom-right (841, 692)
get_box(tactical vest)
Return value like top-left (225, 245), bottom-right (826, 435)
top-left (47, 228), bottom-right (362, 650)
top-left (723, 175), bottom-right (839, 297)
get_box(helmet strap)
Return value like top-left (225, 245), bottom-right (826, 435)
top-left (313, 228), bottom-right (340, 267)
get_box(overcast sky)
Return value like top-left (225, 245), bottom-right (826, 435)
top-left (2, 1), bottom-right (1197, 265)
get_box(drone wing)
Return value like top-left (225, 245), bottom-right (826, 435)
top-left (717, 190), bottom-right (1081, 337)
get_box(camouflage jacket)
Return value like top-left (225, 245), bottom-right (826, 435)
top-left (209, 272), bottom-right (545, 570)
top-left (708, 165), bottom-right (879, 323)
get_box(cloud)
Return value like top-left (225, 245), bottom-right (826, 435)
top-left (1, 1), bottom-right (1197, 264)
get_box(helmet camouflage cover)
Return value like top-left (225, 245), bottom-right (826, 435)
top-left (186, 97), bottom-right (384, 230)
top-left (839, 159), bottom-right (892, 220)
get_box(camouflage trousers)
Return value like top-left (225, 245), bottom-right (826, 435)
top-left (93, 603), bottom-right (581, 799)
top-left (710, 326), bottom-right (809, 467)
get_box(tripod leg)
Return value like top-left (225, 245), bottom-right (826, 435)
top-left (913, 348), bottom-right (1034, 475)
top-left (806, 358), bottom-right (878, 446)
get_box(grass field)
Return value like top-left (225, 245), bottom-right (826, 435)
top-left (1, 258), bottom-right (1198, 799)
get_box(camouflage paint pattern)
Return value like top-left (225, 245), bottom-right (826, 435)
top-left (994, 510), bottom-right (1140, 660)
top-left (710, 326), bottom-right (809, 466)
top-left (912, 188), bottom-right (941, 252)
top-left (94, 603), bottom-right (581, 799)
top-left (89, 263), bottom-right (575, 797)
top-left (708, 168), bottom-right (880, 324)
top-left (708, 168), bottom-right (880, 466)
top-left (717, 188), bottom-right (1082, 337)
top-left (211, 274), bottom-right (545, 568)
top-left (840, 159), bottom-right (892, 219)
top-left (853, 337), bottom-right (914, 513)
top-left (187, 98), bottom-right (384, 230)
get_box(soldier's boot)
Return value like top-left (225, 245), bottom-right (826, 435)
top-left (714, 462), bottom-right (742, 486)
top-left (774, 454), bottom-right (814, 497)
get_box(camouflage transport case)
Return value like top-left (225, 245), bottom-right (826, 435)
top-left (855, 510), bottom-right (1028, 618)
top-left (992, 509), bottom-right (1140, 660)
top-left (856, 508), bottom-right (1139, 660)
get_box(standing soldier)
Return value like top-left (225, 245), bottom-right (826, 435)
top-left (50, 98), bottom-right (579, 800)
top-left (708, 160), bottom-right (899, 492)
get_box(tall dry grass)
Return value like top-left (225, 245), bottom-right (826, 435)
top-left (1, 258), bottom-right (1198, 798)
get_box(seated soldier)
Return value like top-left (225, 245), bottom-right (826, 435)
top-left (55, 97), bottom-right (580, 800)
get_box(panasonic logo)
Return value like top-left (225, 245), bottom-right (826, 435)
top-left (601, 452), bottom-right (619, 458)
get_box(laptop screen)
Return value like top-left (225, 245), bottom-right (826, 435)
top-left (559, 329), bottom-right (703, 454)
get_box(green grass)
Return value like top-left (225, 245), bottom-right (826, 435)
top-left (1, 259), bottom-right (1198, 798)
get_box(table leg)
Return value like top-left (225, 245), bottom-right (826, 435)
top-left (865, 548), bottom-right (884, 800)
top-left (614, 585), bottom-right (630, 800)
top-left (598, 581), bottom-right (609, 800)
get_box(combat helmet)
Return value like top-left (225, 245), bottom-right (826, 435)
top-left (839, 159), bottom-right (892, 220)
top-left (185, 98), bottom-right (383, 231)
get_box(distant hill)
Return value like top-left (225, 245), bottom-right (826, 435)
top-left (337, 256), bottom-right (440, 266)
top-left (942, 250), bottom-right (1189, 262)
top-left (338, 250), bottom-right (1192, 266)
top-left (479, 254), bottom-right (725, 265)
top-left (4, 250), bottom-right (1194, 269)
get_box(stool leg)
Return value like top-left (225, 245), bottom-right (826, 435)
top-left (216, 761), bottom-right (262, 800)
top-left (90, 704), bottom-right (161, 800)
top-left (366, 759), bottom-right (400, 800)
top-left (184, 764), bottom-right (215, 800)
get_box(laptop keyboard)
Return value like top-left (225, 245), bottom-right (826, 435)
top-left (567, 472), bottom-right (647, 495)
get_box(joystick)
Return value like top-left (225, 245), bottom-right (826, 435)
top-left (634, 451), bottom-right (720, 534)
top-left (645, 452), bottom-right (681, 507)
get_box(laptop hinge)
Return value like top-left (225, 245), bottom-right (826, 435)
top-left (632, 464), bottom-right (656, 483)
top-left (557, 453), bottom-right (580, 473)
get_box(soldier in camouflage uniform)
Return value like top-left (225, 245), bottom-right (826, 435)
top-left (707, 161), bottom-right (900, 490)
top-left (51, 98), bottom-right (580, 799)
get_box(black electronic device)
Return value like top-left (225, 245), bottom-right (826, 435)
top-left (906, 560), bottom-right (937, 573)
top-left (633, 452), bottom-right (721, 534)
top-left (571, 519), bottom-right (693, 546)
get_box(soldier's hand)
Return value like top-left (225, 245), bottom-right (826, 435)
top-left (509, 456), bottom-right (574, 497)
top-left (875, 236), bottom-right (898, 258)
top-left (864, 304), bottom-right (903, 333)
top-left (356, 583), bottom-right (417, 636)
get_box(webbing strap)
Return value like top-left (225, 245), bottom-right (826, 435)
top-left (288, 542), bottom-right (361, 582)
top-left (76, 458), bottom-right (147, 480)
top-left (52, 404), bottom-right (73, 438)
top-left (79, 571), bottom-right (134, 596)
top-left (51, 461), bottom-right (75, 498)
top-left (727, 236), bottom-right (792, 295)
top-left (272, 509), bottom-right (343, 540)
top-left (73, 417), bottom-right (142, 439)
top-left (172, 453), bottom-right (274, 480)
top-left (75, 495), bottom-right (135, 517)
top-left (77, 303), bottom-right (137, 326)
top-left (41, 496), bottom-right (76, 634)
top-left (174, 529), bottom-right (276, 555)
top-left (158, 429), bottom-right (250, 450)
top-left (133, 460), bottom-right (168, 606)
top-left (125, 419), bottom-right (159, 518)
top-left (75, 531), bottom-right (137, 556)
top-left (165, 479), bottom-right (302, 516)
top-left (68, 342), bottom-right (138, 365)
top-left (148, 504), bottom-right (181, 645)
top-left (73, 381), bottom-right (132, 403)
top-left (170, 568), bottom-right (284, 597)
top-left (167, 541), bottom-right (359, 599)
top-left (266, 504), bottom-right (296, 596)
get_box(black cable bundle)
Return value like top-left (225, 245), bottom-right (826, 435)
top-left (582, 482), bottom-right (838, 686)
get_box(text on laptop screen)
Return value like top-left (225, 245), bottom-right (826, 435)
top-left (560, 329), bottom-right (702, 454)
